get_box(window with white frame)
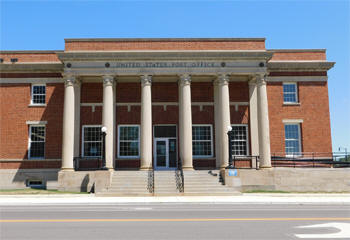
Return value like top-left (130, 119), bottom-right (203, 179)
top-left (283, 83), bottom-right (298, 103)
top-left (118, 125), bottom-right (140, 158)
top-left (284, 124), bottom-right (301, 155)
top-left (82, 126), bottom-right (102, 157)
top-left (31, 84), bottom-right (46, 105)
top-left (230, 125), bottom-right (249, 156)
top-left (192, 125), bottom-right (213, 157)
top-left (28, 125), bottom-right (45, 159)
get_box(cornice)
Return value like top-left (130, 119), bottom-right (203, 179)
top-left (65, 38), bottom-right (266, 42)
top-left (267, 61), bottom-right (335, 71)
top-left (0, 63), bottom-right (63, 73)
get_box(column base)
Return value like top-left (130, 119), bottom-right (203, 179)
top-left (182, 167), bottom-right (194, 171)
top-left (60, 168), bottom-right (74, 172)
top-left (259, 166), bottom-right (272, 169)
top-left (140, 167), bottom-right (153, 171)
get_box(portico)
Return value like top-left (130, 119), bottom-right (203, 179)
top-left (58, 50), bottom-right (273, 172)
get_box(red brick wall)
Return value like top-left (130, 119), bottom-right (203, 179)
top-left (229, 82), bottom-right (249, 101)
top-left (0, 83), bottom-right (64, 163)
top-left (116, 83), bottom-right (141, 102)
top-left (192, 82), bottom-right (213, 102)
top-left (268, 81), bottom-right (332, 154)
top-left (0, 53), bottom-right (60, 63)
top-left (65, 40), bottom-right (265, 51)
top-left (270, 51), bottom-right (326, 61)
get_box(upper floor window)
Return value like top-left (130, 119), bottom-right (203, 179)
top-left (118, 125), bottom-right (140, 158)
top-left (283, 83), bottom-right (298, 103)
top-left (284, 124), bottom-right (301, 156)
top-left (28, 125), bottom-right (45, 159)
top-left (31, 84), bottom-right (46, 105)
top-left (230, 125), bottom-right (249, 156)
top-left (192, 125), bottom-right (213, 158)
top-left (82, 126), bottom-right (102, 157)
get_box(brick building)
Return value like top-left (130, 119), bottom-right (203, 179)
top-left (0, 38), bottom-right (335, 191)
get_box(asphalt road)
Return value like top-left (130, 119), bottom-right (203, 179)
top-left (1, 204), bottom-right (350, 240)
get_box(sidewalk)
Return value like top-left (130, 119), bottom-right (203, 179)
top-left (0, 193), bottom-right (349, 205)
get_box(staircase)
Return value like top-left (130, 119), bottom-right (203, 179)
top-left (97, 170), bottom-right (240, 196)
top-left (154, 171), bottom-right (178, 195)
top-left (99, 171), bottom-right (152, 196)
top-left (183, 170), bottom-right (240, 195)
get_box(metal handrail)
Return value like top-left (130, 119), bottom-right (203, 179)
top-left (175, 158), bottom-right (184, 193)
top-left (147, 163), bottom-right (154, 194)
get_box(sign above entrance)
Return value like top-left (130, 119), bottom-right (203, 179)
top-left (115, 61), bottom-right (219, 68)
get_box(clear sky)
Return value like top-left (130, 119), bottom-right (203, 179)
top-left (1, 0), bottom-right (349, 152)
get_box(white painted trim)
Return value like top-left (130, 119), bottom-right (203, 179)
top-left (28, 125), bottom-right (46, 160)
top-left (192, 124), bottom-right (214, 158)
top-left (117, 124), bottom-right (140, 159)
top-left (26, 121), bottom-right (47, 125)
top-left (268, 76), bottom-right (328, 82)
top-left (283, 82), bottom-right (298, 104)
top-left (0, 158), bottom-right (60, 162)
top-left (82, 125), bottom-right (102, 158)
top-left (282, 119), bottom-right (304, 123)
top-left (231, 124), bottom-right (250, 156)
top-left (229, 102), bottom-right (249, 105)
top-left (0, 78), bottom-right (63, 84)
top-left (30, 83), bottom-right (46, 105)
top-left (284, 123), bottom-right (302, 156)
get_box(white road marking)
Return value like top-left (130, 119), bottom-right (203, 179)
top-left (295, 222), bottom-right (350, 239)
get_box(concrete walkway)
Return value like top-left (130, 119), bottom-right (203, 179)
top-left (0, 193), bottom-right (349, 205)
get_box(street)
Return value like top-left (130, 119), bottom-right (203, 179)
top-left (1, 203), bottom-right (350, 240)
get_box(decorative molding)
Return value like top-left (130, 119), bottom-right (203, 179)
top-left (102, 75), bottom-right (114, 86)
top-left (63, 75), bottom-right (76, 87)
top-left (0, 78), bottom-right (63, 84)
top-left (214, 74), bottom-right (229, 85)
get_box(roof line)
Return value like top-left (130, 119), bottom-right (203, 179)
top-left (65, 38), bottom-right (266, 42)
top-left (268, 49), bottom-right (326, 52)
top-left (0, 50), bottom-right (63, 54)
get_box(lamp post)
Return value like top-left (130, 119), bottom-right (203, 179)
top-left (226, 125), bottom-right (235, 169)
top-left (100, 126), bottom-right (108, 170)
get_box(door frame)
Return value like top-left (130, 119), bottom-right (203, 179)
top-left (153, 124), bottom-right (178, 170)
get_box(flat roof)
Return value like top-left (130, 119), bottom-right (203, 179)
top-left (65, 38), bottom-right (266, 42)
top-left (268, 49), bottom-right (326, 52)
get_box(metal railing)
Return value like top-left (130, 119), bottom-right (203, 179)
top-left (147, 163), bottom-right (154, 194)
top-left (228, 155), bottom-right (260, 169)
top-left (175, 158), bottom-right (184, 193)
top-left (271, 152), bottom-right (350, 168)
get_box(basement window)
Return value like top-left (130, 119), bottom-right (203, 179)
top-left (26, 179), bottom-right (44, 189)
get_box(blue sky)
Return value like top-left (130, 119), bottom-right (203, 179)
top-left (1, 0), bottom-right (349, 152)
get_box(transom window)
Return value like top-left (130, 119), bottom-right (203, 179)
top-left (28, 125), bottom-right (45, 159)
top-left (192, 125), bottom-right (213, 157)
top-left (283, 83), bottom-right (298, 103)
top-left (31, 84), bottom-right (46, 105)
top-left (284, 124), bottom-right (301, 155)
top-left (118, 125), bottom-right (140, 158)
top-left (230, 125), bottom-right (249, 156)
top-left (82, 126), bottom-right (102, 157)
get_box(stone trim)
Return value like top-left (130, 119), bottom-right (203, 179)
top-left (26, 120), bottom-right (48, 125)
top-left (267, 61), bottom-right (335, 71)
top-left (0, 78), bottom-right (63, 84)
top-left (282, 119), bottom-right (304, 123)
top-left (0, 63), bottom-right (63, 72)
top-left (268, 76), bottom-right (328, 82)
top-left (65, 38), bottom-right (266, 42)
top-left (0, 159), bottom-right (60, 162)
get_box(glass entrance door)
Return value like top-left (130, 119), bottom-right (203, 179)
top-left (154, 138), bottom-right (177, 170)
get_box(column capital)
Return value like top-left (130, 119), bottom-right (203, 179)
top-left (141, 75), bottom-right (152, 86)
top-left (103, 75), bottom-right (115, 86)
top-left (179, 74), bottom-right (191, 86)
top-left (255, 74), bottom-right (268, 86)
top-left (214, 74), bottom-right (229, 86)
top-left (63, 75), bottom-right (76, 87)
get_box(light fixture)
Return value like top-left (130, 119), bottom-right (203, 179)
top-left (101, 126), bottom-right (107, 133)
top-left (227, 125), bottom-right (232, 132)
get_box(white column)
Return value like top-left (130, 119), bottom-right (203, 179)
top-left (140, 75), bottom-right (153, 170)
top-left (61, 75), bottom-right (76, 170)
top-left (257, 74), bottom-right (272, 168)
top-left (213, 82), bottom-right (221, 168)
top-left (249, 78), bottom-right (259, 168)
top-left (179, 74), bottom-right (193, 170)
top-left (215, 74), bottom-right (231, 169)
top-left (73, 79), bottom-right (81, 158)
top-left (102, 75), bottom-right (115, 170)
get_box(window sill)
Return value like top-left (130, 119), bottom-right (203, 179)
top-left (28, 104), bottom-right (46, 107)
top-left (283, 102), bottom-right (300, 106)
